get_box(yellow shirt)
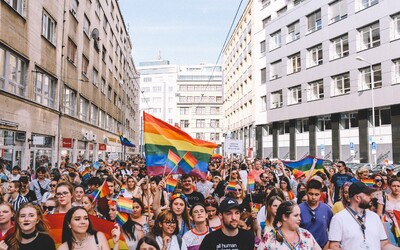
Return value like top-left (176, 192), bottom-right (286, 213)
top-left (332, 201), bottom-right (345, 215)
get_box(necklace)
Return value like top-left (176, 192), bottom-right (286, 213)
top-left (21, 230), bottom-right (38, 239)
top-left (278, 227), bottom-right (300, 250)
top-left (73, 233), bottom-right (88, 247)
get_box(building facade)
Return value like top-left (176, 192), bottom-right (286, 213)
top-left (0, 0), bottom-right (140, 170)
top-left (254, 0), bottom-right (400, 163)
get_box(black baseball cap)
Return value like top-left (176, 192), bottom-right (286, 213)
top-left (349, 181), bottom-right (375, 198)
top-left (219, 198), bottom-right (243, 213)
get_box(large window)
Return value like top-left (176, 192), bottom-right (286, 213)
top-left (394, 59), bottom-right (400, 84)
top-left (210, 107), bottom-right (220, 114)
top-left (288, 85), bottom-right (302, 105)
top-left (261, 68), bottom-right (267, 83)
top-left (90, 104), bottom-right (98, 125)
top-left (260, 40), bottom-right (266, 53)
top-left (0, 46), bottom-right (27, 97)
top-left (79, 96), bottom-right (89, 122)
top-left (180, 120), bottom-right (189, 128)
top-left (359, 64), bottom-right (382, 90)
top-left (83, 15), bottom-right (90, 37)
top-left (270, 30), bottom-right (282, 50)
top-left (332, 72), bottom-right (350, 96)
top-left (287, 53), bottom-right (301, 74)
top-left (101, 78), bottom-right (106, 94)
top-left (358, 22), bottom-right (380, 51)
top-left (318, 116), bottom-right (332, 131)
top-left (93, 68), bottom-right (98, 87)
top-left (210, 119), bottom-right (220, 128)
top-left (308, 80), bottom-right (324, 101)
top-left (356, 0), bottom-right (379, 11)
top-left (196, 119), bottom-right (205, 128)
top-left (42, 11), bottom-right (56, 44)
top-left (330, 34), bottom-right (349, 60)
top-left (271, 90), bottom-right (283, 109)
top-left (262, 16), bottom-right (271, 28)
top-left (180, 107), bottom-right (189, 115)
top-left (67, 38), bottom-right (77, 64)
top-left (63, 86), bottom-right (76, 116)
top-left (261, 96), bottom-right (267, 111)
top-left (307, 10), bottom-right (322, 33)
top-left (195, 107), bottom-right (205, 115)
top-left (329, 0), bottom-right (347, 23)
top-left (341, 113), bottom-right (359, 129)
top-left (372, 108), bottom-right (391, 127)
top-left (307, 44), bottom-right (323, 68)
top-left (99, 109), bottom-right (105, 129)
top-left (82, 55), bottom-right (89, 76)
top-left (34, 68), bottom-right (56, 108)
top-left (296, 119), bottom-right (309, 133)
top-left (392, 13), bottom-right (400, 40)
top-left (287, 21), bottom-right (300, 43)
top-left (270, 60), bottom-right (282, 80)
top-left (70, 0), bottom-right (78, 18)
top-left (196, 133), bottom-right (205, 140)
top-left (4, 0), bottom-right (26, 16)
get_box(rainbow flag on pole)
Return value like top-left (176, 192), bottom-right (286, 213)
top-left (115, 212), bottom-right (129, 226)
top-left (144, 112), bottom-right (217, 179)
top-left (361, 178), bottom-right (375, 187)
top-left (165, 177), bottom-right (179, 193)
top-left (248, 176), bottom-right (255, 192)
top-left (89, 181), bottom-right (110, 201)
top-left (178, 152), bottom-right (198, 174)
top-left (117, 197), bottom-right (133, 214)
top-left (282, 156), bottom-right (325, 176)
top-left (81, 168), bottom-right (90, 181)
top-left (227, 181), bottom-right (237, 192)
top-left (166, 150), bottom-right (181, 171)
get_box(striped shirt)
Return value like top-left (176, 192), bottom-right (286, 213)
top-left (9, 193), bottom-right (28, 212)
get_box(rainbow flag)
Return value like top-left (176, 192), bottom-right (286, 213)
top-left (248, 176), bottom-right (255, 192)
top-left (166, 177), bottom-right (179, 193)
top-left (117, 197), bottom-right (133, 214)
top-left (166, 150), bottom-right (181, 171)
top-left (361, 178), bottom-right (375, 187)
top-left (227, 181), bottom-right (237, 192)
top-left (90, 181), bottom-right (110, 201)
top-left (178, 152), bottom-right (198, 174)
top-left (116, 212), bottom-right (129, 226)
top-left (282, 156), bottom-right (326, 176)
top-left (81, 168), bottom-right (90, 181)
top-left (144, 112), bottom-right (217, 179)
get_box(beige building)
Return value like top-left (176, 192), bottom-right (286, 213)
top-left (0, 0), bottom-right (140, 170)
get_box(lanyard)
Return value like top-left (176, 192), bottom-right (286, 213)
top-left (277, 227), bottom-right (299, 250)
top-left (346, 207), bottom-right (366, 239)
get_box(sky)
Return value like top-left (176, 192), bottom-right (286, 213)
top-left (119, 0), bottom-right (248, 66)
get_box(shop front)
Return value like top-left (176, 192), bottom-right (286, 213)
top-left (29, 134), bottom-right (54, 170)
top-left (0, 129), bottom-right (24, 170)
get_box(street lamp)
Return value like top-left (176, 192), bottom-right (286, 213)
top-left (356, 56), bottom-right (376, 165)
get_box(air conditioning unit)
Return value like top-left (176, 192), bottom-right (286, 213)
top-left (92, 134), bottom-right (97, 141)
top-left (83, 132), bottom-right (90, 140)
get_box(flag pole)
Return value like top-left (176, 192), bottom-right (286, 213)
top-left (91, 181), bottom-right (106, 205)
top-left (164, 151), bottom-right (187, 179)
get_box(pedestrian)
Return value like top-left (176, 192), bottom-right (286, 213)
top-left (262, 196), bottom-right (283, 236)
top-left (72, 185), bottom-right (85, 207)
top-left (199, 197), bottom-right (255, 250)
top-left (6, 180), bottom-right (28, 212)
top-left (30, 167), bottom-right (51, 203)
top-left (0, 202), bottom-right (14, 239)
top-left (181, 175), bottom-right (204, 206)
top-left (328, 181), bottom-right (396, 249)
top-left (204, 196), bottom-right (221, 230)
top-left (136, 235), bottom-right (160, 250)
top-left (330, 161), bottom-right (353, 203)
top-left (331, 182), bottom-right (351, 215)
top-left (183, 203), bottom-right (211, 250)
top-left (152, 210), bottom-right (187, 250)
top-left (122, 198), bottom-right (149, 249)
top-left (54, 182), bottom-right (74, 213)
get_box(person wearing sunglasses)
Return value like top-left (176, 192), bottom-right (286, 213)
top-left (225, 181), bottom-right (251, 213)
top-left (41, 180), bottom-right (57, 207)
top-left (43, 197), bottom-right (57, 215)
top-left (299, 180), bottom-right (333, 249)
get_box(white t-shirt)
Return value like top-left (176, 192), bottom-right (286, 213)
top-left (329, 208), bottom-right (387, 250)
top-left (156, 235), bottom-right (188, 250)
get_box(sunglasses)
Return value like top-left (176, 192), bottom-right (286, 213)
top-left (310, 210), bottom-right (316, 222)
top-left (375, 179), bottom-right (383, 182)
top-left (235, 189), bottom-right (242, 192)
top-left (49, 184), bottom-right (57, 187)
top-left (43, 206), bottom-right (56, 211)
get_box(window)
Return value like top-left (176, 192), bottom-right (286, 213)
top-left (261, 68), bottom-right (267, 83)
top-left (341, 113), bottom-right (359, 129)
top-left (287, 21), bottom-right (300, 43)
top-left (79, 97), bottom-right (89, 121)
top-left (63, 86), bottom-right (76, 116)
top-left (95, 0), bottom-right (101, 16)
top-left (296, 119), bottom-right (309, 133)
top-left (210, 119), bottom-right (220, 128)
top-left (67, 38), bottom-right (77, 64)
top-left (307, 44), bottom-right (323, 67)
top-left (195, 107), bottom-right (205, 114)
top-left (356, 0), bottom-right (379, 11)
top-left (318, 116), bottom-right (332, 131)
top-left (103, 13), bottom-right (108, 32)
top-left (307, 10), bottom-right (322, 33)
top-left (261, 0), bottom-right (271, 8)
top-left (260, 40), bottom-right (266, 53)
top-left (180, 107), bottom-right (189, 115)
top-left (153, 86), bottom-right (162, 92)
top-left (294, 0), bottom-right (305, 5)
top-left (153, 97), bottom-right (161, 103)
top-left (262, 16), bottom-right (271, 28)
top-left (372, 108), bottom-right (391, 127)
top-left (180, 120), bottom-right (189, 128)
top-left (101, 78), bottom-right (106, 94)
top-left (99, 109), bottom-right (105, 128)
top-left (270, 30), bottom-right (282, 50)
top-left (82, 55), bottom-right (89, 76)
top-left (4, 0), bottom-right (26, 16)
top-left (279, 122), bottom-right (290, 135)
top-left (34, 68), bottom-right (56, 108)
top-left (42, 11), bottom-right (56, 44)
top-left (332, 72), bottom-right (350, 96)
top-left (288, 85), bottom-right (302, 105)
top-left (83, 15), bottom-right (90, 36)
top-left (90, 104), bottom-right (98, 125)
top-left (210, 107), bottom-right (220, 114)
top-left (271, 90), bottom-right (283, 109)
top-left (329, 0), bottom-right (347, 24)
top-left (196, 133), bottom-right (205, 140)
top-left (287, 53), bottom-right (301, 74)
top-left (358, 22), bottom-right (380, 51)
top-left (270, 60), bottom-right (282, 80)
top-left (391, 13), bottom-right (400, 40)
top-left (93, 68), bottom-right (98, 87)
top-left (0, 46), bottom-right (27, 96)
top-left (108, 86), bottom-right (112, 100)
top-left (330, 34), bottom-right (349, 60)
top-left (277, 6), bottom-right (287, 16)
top-left (210, 133), bottom-right (220, 141)
top-left (196, 119), bottom-right (205, 128)
top-left (308, 80), bottom-right (324, 101)
top-left (394, 59), bottom-right (400, 84)
top-left (102, 46), bottom-right (106, 62)
top-left (359, 64), bottom-right (382, 90)
top-left (70, 0), bottom-right (78, 18)
top-left (261, 96), bottom-right (267, 111)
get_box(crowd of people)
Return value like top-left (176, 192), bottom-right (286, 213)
top-left (0, 155), bottom-right (399, 249)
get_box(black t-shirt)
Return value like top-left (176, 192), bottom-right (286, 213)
top-left (199, 228), bottom-right (255, 250)
top-left (185, 191), bottom-right (204, 206)
top-left (20, 233), bottom-right (56, 250)
top-left (22, 190), bottom-right (37, 203)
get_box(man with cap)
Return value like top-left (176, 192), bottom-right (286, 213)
top-left (386, 165), bottom-right (396, 178)
top-left (329, 181), bottom-right (399, 250)
top-left (199, 197), bottom-right (255, 250)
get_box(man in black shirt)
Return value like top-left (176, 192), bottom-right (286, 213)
top-left (181, 174), bottom-right (204, 206)
top-left (200, 197), bottom-right (255, 250)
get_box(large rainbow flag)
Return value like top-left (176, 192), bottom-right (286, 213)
top-left (282, 155), bottom-right (325, 176)
top-left (144, 112), bottom-right (218, 179)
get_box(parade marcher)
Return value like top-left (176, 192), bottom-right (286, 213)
top-left (181, 175), bottom-right (204, 206)
top-left (195, 178), bottom-right (213, 198)
top-left (183, 203), bottom-right (211, 250)
top-left (331, 182), bottom-right (351, 215)
top-left (7, 180), bottom-right (28, 212)
top-left (258, 201), bottom-right (321, 250)
top-left (120, 176), bottom-right (140, 199)
top-left (239, 211), bottom-right (261, 248)
top-left (97, 177), bottom-right (118, 220)
top-left (330, 161), bottom-right (353, 203)
top-left (204, 196), bottom-right (222, 230)
top-left (0, 202), bottom-right (14, 239)
top-left (199, 197), bottom-right (255, 250)
top-left (4, 203), bottom-right (56, 250)
top-left (249, 160), bottom-right (264, 184)
top-left (152, 210), bottom-right (188, 250)
top-left (225, 181), bottom-right (251, 212)
top-left (329, 181), bottom-right (397, 250)
top-left (43, 197), bottom-right (57, 215)
top-left (41, 179), bottom-right (57, 205)
top-left (136, 235), bottom-right (160, 250)
top-left (19, 176), bottom-right (37, 203)
top-left (279, 176), bottom-right (295, 201)
top-left (71, 185), bottom-right (85, 207)
top-left (122, 198), bottom-right (149, 249)
top-left (262, 196), bottom-right (283, 236)
top-left (30, 167), bottom-right (51, 203)
top-left (55, 182), bottom-right (74, 214)
top-left (299, 180), bottom-right (333, 249)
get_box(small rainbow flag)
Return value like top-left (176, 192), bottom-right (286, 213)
top-left (81, 168), bottom-right (90, 181)
top-left (166, 177), bottom-right (179, 193)
top-left (248, 176), bottom-right (255, 192)
top-left (115, 212), bottom-right (129, 226)
top-left (90, 181), bottom-right (111, 201)
top-left (227, 181), bottom-right (237, 192)
top-left (117, 197), bottom-right (133, 214)
top-left (119, 184), bottom-right (126, 193)
top-left (361, 178), bottom-right (375, 187)
top-left (178, 151), bottom-right (198, 174)
top-left (166, 150), bottom-right (181, 170)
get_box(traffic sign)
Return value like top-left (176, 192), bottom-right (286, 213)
top-left (371, 142), bottom-right (377, 155)
top-left (320, 144), bottom-right (325, 157)
top-left (350, 142), bottom-right (355, 156)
